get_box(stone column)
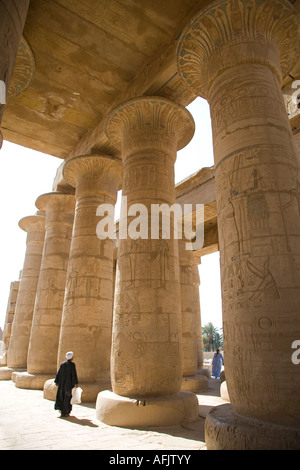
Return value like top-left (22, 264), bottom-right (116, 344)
top-left (0, 213), bottom-right (45, 380)
top-left (96, 96), bottom-right (199, 427)
top-left (178, 238), bottom-right (208, 392)
top-left (193, 258), bottom-right (207, 376)
top-left (52, 154), bottom-right (122, 402)
top-left (13, 192), bottom-right (75, 390)
top-left (0, 280), bottom-right (20, 366)
top-left (178, 0), bottom-right (300, 449)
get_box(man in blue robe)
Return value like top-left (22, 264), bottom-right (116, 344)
top-left (212, 349), bottom-right (224, 379)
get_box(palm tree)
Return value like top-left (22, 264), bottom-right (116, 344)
top-left (202, 322), bottom-right (223, 351)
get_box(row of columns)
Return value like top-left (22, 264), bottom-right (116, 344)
top-left (16, 193), bottom-right (75, 389)
top-left (1, 111), bottom-right (208, 413)
top-left (0, 279), bottom-right (20, 366)
top-left (1, 0), bottom-right (299, 449)
top-left (7, 214), bottom-right (45, 371)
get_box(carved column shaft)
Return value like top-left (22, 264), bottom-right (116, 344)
top-left (57, 155), bottom-right (122, 391)
top-left (179, 240), bottom-right (209, 391)
top-left (7, 214), bottom-right (45, 369)
top-left (178, 238), bottom-right (198, 377)
top-left (25, 192), bottom-right (75, 377)
top-left (106, 96), bottom-right (195, 398)
top-left (192, 258), bottom-right (204, 370)
top-left (1, 280), bottom-right (20, 365)
top-left (178, 0), bottom-right (300, 430)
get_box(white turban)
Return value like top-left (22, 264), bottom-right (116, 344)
top-left (66, 351), bottom-right (74, 360)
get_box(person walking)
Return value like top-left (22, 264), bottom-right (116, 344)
top-left (54, 351), bottom-right (78, 417)
top-left (212, 348), bottom-right (224, 379)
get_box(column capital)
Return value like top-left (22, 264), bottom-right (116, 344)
top-left (177, 0), bottom-right (299, 98)
top-left (18, 214), bottom-right (45, 233)
top-left (62, 154), bottom-right (123, 201)
top-left (105, 96), bottom-right (195, 158)
top-left (35, 191), bottom-right (75, 229)
top-left (35, 191), bottom-right (75, 210)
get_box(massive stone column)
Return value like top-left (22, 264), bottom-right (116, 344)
top-left (0, 280), bottom-right (20, 366)
top-left (53, 154), bottom-right (122, 402)
top-left (0, 213), bottom-right (45, 380)
top-left (177, 0), bottom-right (300, 449)
top-left (193, 258), bottom-right (207, 377)
top-left (178, 238), bottom-right (208, 392)
top-left (96, 96), bottom-right (199, 427)
top-left (13, 192), bottom-right (75, 390)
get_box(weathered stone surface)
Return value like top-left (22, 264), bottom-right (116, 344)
top-left (43, 377), bottom-right (111, 403)
top-left (56, 154), bottom-right (122, 398)
top-left (220, 381), bottom-right (230, 402)
top-left (178, 238), bottom-right (208, 392)
top-left (0, 0), bottom-right (30, 126)
top-left (106, 96), bottom-right (194, 398)
top-left (0, 280), bottom-right (20, 366)
top-left (181, 375), bottom-right (208, 393)
top-left (2, 0), bottom-right (300, 448)
top-left (177, 0), bottom-right (300, 448)
top-left (14, 192), bottom-right (75, 390)
top-left (6, 214), bottom-right (45, 370)
top-left (205, 404), bottom-right (300, 450)
top-left (179, 239), bottom-right (205, 378)
top-left (94, 96), bottom-right (199, 426)
top-left (96, 390), bottom-right (199, 428)
top-left (13, 371), bottom-right (53, 391)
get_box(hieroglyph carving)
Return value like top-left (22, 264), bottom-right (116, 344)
top-left (105, 97), bottom-right (195, 398)
top-left (177, 0), bottom-right (300, 426)
top-left (26, 192), bottom-right (75, 376)
top-left (57, 154), bottom-right (122, 384)
top-left (177, 0), bottom-right (298, 99)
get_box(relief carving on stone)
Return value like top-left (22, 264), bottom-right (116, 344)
top-left (105, 96), bottom-right (194, 156)
top-left (177, 0), bottom-right (298, 98)
top-left (8, 36), bottom-right (35, 99)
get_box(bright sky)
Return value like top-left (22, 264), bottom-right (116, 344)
top-left (0, 97), bottom-right (222, 332)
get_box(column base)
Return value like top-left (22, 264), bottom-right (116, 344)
top-left (96, 390), bottom-right (199, 428)
top-left (43, 378), bottom-right (111, 403)
top-left (197, 367), bottom-right (211, 378)
top-left (0, 367), bottom-right (26, 380)
top-left (0, 353), bottom-right (7, 366)
top-left (43, 379), bottom-right (57, 401)
top-left (13, 371), bottom-right (54, 390)
top-left (220, 381), bottom-right (230, 402)
top-left (205, 404), bottom-right (300, 450)
top-left (181, 374), bottom-right (208, 392)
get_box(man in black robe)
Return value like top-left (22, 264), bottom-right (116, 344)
top-left (54, 351), bottom-right (78, 417)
